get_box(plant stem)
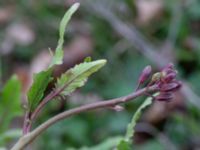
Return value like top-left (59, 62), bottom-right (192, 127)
top-left (11, 85), bottom-right (157, 150)
top-left (26, 81), bottom-right (73, 132)
top-left (30, 91), bottom-right (56, 120)
top-left (24, 91), bottom-right (57, 133)
top-left (28, 70), bottom-right (104, 132)
top-left (22, 111), bottom-right (29, 135)
top-left (31, 73), bottom-right (85, 121)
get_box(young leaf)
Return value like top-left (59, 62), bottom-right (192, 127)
top-left (125, 96), bottom-right (153, 141)
top-left (27, 3), bottom-right (80, 111)
top-left (49, 3), bottom-right (80, 68)
top-left (116, 94), bottom-right (157, 149)
top-left (27, 4), bottom-right (79, 111)
top-left (56, 59), bottom-right (107, 96)
top-left (0, 75), bottom-right (22, 132)
top-left (27, 69), bottom-right (52, 111)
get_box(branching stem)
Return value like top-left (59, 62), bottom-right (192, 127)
top-left (11, 85), bottom-right (158, 150)
top-left (26, 78), bottom-right (77, 132)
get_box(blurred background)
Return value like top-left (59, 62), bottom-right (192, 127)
top-left (1, 0), bottom-right (200, 149)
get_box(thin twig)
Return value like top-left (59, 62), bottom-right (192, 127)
top-left (11, 85), bottom-right (158, 150)
top-left (29, 66), bottom-right (108, 132)
top-left (30, 91), bottom-right (56, 121)
top-left (26, 87), bottom-right (67, 132)
top-left (22, 111), bottom-right (30, 135)
top-left (29, 70), bottom-right (91, 131)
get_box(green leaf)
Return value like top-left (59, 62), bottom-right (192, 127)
top-left (125, 96), bottom-right (153, 141)
top-left (27, 3), bottom-right (79, 111)
top-left (56, 59), bottom-right (107, 96)
top-left (0, 75), bottom-right (22, 132)
top-left (116, 94), bottom-right (157, 149)
top-left (49, 3), bottom-right (80, 67)
top-left (27, 69), bottom-right (52, 111)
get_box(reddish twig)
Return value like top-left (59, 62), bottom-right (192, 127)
top-left (11, 85), bottom-right (158, 150)
top-left (26, 75), bottom-right (87, 133)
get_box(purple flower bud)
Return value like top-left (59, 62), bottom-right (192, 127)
top-left (138, 65), bottom-right (152, 84)
top-left (162, 68), bottom-right (174, 75)
top-left (164, 72), bottom-right (177, 82)
top-left (162, 63), bottom-right (176, 75)
top-left (166, 63), bottom-right (174, 69)
top-left (155, 92), bottom-right (173, 101)
top-left (149, 62), bottom-right (182, 103)
top-left (160, 82), bottom-right (180, 92)
top-left (172, 81), bottom-right (182, 91)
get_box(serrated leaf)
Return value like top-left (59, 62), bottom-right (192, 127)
top-left (56, 59), bottom-right (106, 96)
top-left (27, 3), bottom-right (79, 111)
top-left (117, 94), bottom-right (157, 149)
top-left (27, 69), bottom-right (52, 111)
top-left (125, 96), bottom-right (153, 141)
top-left (49, 3), bottom-right (80, 68)
top-left (0, 75), bottom-right (22, 132)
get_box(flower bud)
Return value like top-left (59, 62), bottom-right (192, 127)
top-left (162, 68), bottom-right (174, 74)
top-left (160, 82), bottom-right (180, 92)
top-left (172, 81), bottom-right (182, 91)
top-left (150, 62), bottom-right (181, 103)
top-left (166, 63), bottom-right (174, 69)
top-left (164, 72), bottom-right (176, 82)
top-left (138, 65), bottom-right (152, 84)
top-left (155, 92), bottom-right (173, 101)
